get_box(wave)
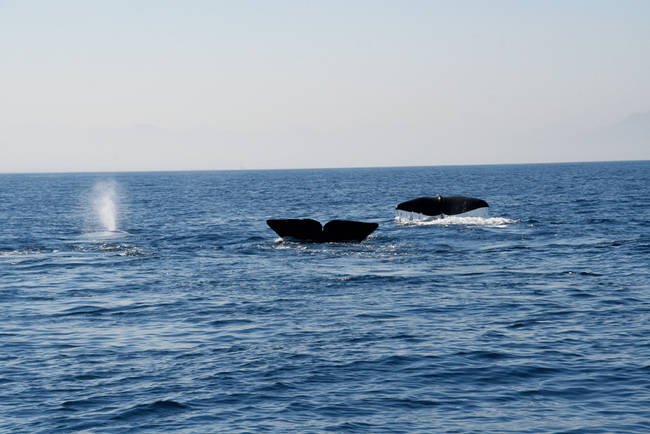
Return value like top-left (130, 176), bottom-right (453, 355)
top-left (0, 249), bottom-right (42, 257)
top-left (111, 400), bottom-right (189, 421)
top-left (97, 243), bottom-right (144, 256)
top-left (258, 238), bottom-right (413, 261)
top-left (77, 230), bottom-right (130, 241)
top-left (70, 243), bottom-right (146, 257)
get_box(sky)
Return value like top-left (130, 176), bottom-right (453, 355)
top-left (1, 0), bottom-right (649, 172)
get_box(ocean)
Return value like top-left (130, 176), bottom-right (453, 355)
top-left (1, 161), bottom-right (649, 432)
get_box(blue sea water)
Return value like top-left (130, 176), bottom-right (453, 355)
top-left (1, 161), bottom-right (649, 432)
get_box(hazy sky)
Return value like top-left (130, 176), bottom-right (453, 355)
top-left (2, 0), bottom-right (649, 172)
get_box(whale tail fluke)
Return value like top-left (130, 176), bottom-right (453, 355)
top-left (440, 196), bottom-right (489, 215)
top-left (396, 196), bottom-right (488, 216)
top-left (323, 220), bottom-right (379, 242)
top-left (267, 218), bottom-right (322, 241)
top-left (267, 218), bottom-right (378, 242)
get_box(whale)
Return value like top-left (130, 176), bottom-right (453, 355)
top-left (396, 195), bottom-right (488, 216)
top-left (267, 219), bottom-right (378, 242)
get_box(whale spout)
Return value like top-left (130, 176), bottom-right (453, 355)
top-left (267, 219), bottom-right (378, 242)
top-left (396, 196), bottom-right (488, 216)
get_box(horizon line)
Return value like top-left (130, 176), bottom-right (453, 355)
top-left (1, 158), bottom-right (647, 176)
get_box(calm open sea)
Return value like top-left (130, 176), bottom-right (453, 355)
top-left (1, 161), bottom-right (649, 432)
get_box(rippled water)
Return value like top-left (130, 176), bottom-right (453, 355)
top-left (1, 162), bottom-right (649, 432)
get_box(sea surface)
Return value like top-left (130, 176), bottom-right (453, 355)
top-left (1, 161), bottom-right (649, 432)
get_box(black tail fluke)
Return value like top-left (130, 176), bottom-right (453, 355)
top-left (396, 196), bottom-right (488, 216)
top-left (267, 219), bottom-right (378, 242)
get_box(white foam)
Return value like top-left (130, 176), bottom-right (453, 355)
top-left (395, 210), bottom-right (517, 228)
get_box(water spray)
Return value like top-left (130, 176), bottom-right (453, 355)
top-left (92, 181), bottom-right (119, 232)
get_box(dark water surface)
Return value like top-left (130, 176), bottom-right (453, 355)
top-left (1, 161), bottom-right (649, 432)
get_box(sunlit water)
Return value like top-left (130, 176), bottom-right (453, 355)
top-left (1, 162), bottom-right (649, 432)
